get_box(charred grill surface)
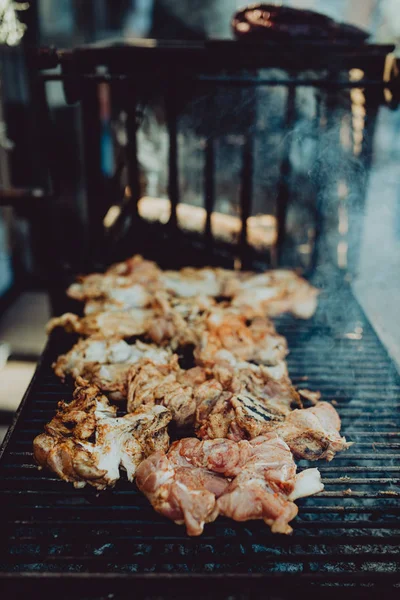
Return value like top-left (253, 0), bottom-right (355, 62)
top-left (0, 287), bottom-right (400, 595)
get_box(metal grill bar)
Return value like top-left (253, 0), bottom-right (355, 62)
top-left (275, 85), bottom-right (296, 263)
top-left (239, 137), bottom-right (253, 266)
top-left (1, 287), bottom-right (400, 594)
top-left (166, 90), bottom-right (179, 229)
top-left (204, 138), bottom-right (215, 243)
top-left (125, 87), bottom-right (141, 222)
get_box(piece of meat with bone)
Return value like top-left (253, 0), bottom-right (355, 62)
top-left (53, 337), bottom-right (173, 400)
top-left (197, 392), bottom-right (350, 461)
top-left (194, 310), bottom-right (288, 367)
top-left (136, 435), bottom-right (323, 535)
top-left (33, 379), bottom-right (171, 490)
top-left (223, 269), bottom-right (319, 319)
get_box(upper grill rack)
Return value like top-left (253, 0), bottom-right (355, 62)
top-left (1, 285), bottom-right (400, 596)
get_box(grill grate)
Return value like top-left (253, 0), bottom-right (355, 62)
top-left (1, 286), bottom-right (400, 596)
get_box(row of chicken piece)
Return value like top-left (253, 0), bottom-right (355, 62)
top-left (34, 379), bottom-right (324, 535)
top-left (34, 255), bottom-right (349, 536)
top-left (48, 255), bottom-right (319, 342)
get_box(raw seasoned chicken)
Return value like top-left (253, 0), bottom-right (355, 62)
top-left (33, 379), bottom-right (171, 489)
top-left (136, 435), bottom-right (323, 535)
top-left (194, 309), bottom-right (288, 367)
top-left (47, 308), bottom-right (153, 338)
top-left (53, 337), bottom-right (174, 400)
top-left (223, 269), bottom-right (319, 319)
top-left (135, 451), bottom-right (229, 536)
top-left (217, 434), bottom-right (323, 534)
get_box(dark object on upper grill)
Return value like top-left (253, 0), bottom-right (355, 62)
top-left (232, 4), bottom-right (369, 43)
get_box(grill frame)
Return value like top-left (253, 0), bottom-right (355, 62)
top-left (1, 285), bottom-right (400, 596)
top-left (24, 38), bottom-right (396, 297)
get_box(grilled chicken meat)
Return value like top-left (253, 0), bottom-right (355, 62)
top-left (145, 293), bottom-right (216, 349)
top-left (197, 395), bottom-right (350, 461)
top-left (47, 294), bottom-right (214, 349)
top-left (136, 434), bottom-right (323, 535)
top-left (195, 362), bottom-right (300, 427)
top-left (194, 310), bottom-right (288, 367)
top-left (223, 269), bottom-right (319, 319)
top-left (273, 401), bottom-right (351, 461)
top-left (128, 360), bottom-right (298, 429)
top-left (47, 308), bottom-right (153, 339)
top-left (33, 379), bottom-right (171, 489)
top-left (65, 255), bottom-right (318, 319)
top-left (67, 255), bottom-right (161, 303)
top-left (160, 267), bottom-right (229, 298)
top-left (53, 337), bottom-right (173, 400)
top-left (127, 360), bottom-right (216, 427)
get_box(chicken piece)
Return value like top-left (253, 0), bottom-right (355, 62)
top-left (54, 337), bottom-right (172, 379)
top-left (127, 360), bottom-right (217, 427)
top-left (194, 310), bottom-right (288, 367)
top-left (223, 270), bottom-right (319, 319)
top-left (136, 451), bottom-right (228, 536)
top-left (145, 293), bottom-right (215, 349)
top-left (195, 362), bottom-right (300, 429)
top-left (47, 308), bottom-right (154, 339)
top-left (47, 293), bottom-right (214, 347)
top-left (160, 267), bottom-right (226, 298)
top-left (196, 393), bottom-right (285, 441)
top-left (273, 401), bottom-right (351, 461)
top-left (53, 337), bottom-right (173, 400)
top-left (217, 434), bottom-right (323, 534)
top-left (33, 379), bottom-right (171, 489)
top-left (106, 254), bottom-right (161, 280)
top-left (136, 435), bottom-right (323, 536)
top-left (128, 359), bottom-right (298, 429)
top-left (197, 393), bottom-right (350, 461)
top-left (83, 284), bottom-right (152, 315)
top-left (67, 255), bottom-right (161, 304)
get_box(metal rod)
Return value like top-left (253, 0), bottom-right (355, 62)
top-left (239, 136), bottom-right (253, 266)
top-left (39, 73), bottom-right (390, 89)
top-left (275, 85), bottom-right (296, 264)
top-left (204, 137), bottom-right (215, 241)
top-left (81, 79), bottom-right (106, 264)
top-left (166, 91), bottom-right (179, 228)
top-left (125, 89), bottom-right (140, 222)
